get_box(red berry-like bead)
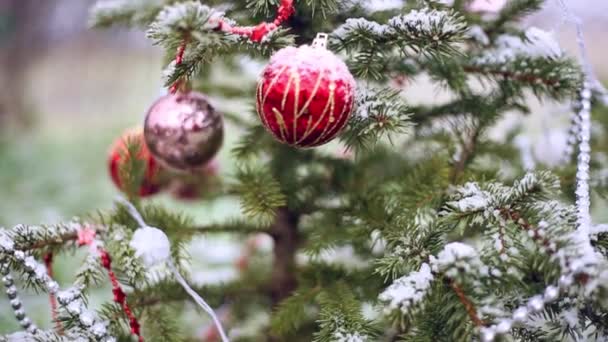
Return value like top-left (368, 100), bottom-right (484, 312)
top-left (256, 44), bottom-right (356, 147)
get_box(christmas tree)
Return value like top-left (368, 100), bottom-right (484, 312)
top-left (2, 0), bottom-right (608, 341)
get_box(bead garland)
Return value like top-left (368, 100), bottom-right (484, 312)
top-left (0, 231), bottom-right (114, 341)
top-left (0, 261), bottom-right (38, 334)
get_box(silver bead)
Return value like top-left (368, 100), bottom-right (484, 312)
top-left (512, 307), bottom-right (528, 323)
top-left (2, 275), bottom-right (13, 286)
top-left (10, 298), bottom-right (21, 310)
top-left (496, 320), bottom-right (512, 334)
top-left (20, 317), bottom-right (31, 328)
top-left (14, 309), bottom-right (25, 320)
top-left (26, 324), bottom-right (37, 334)
top-left (0, 264), bottom-right (9, 275)
top-left (23, 257), bottom-right (36, 271)
top-left (481, 328), bottom-right (496, 342)
top-left (527, 296), bottom-right (544, 313)
top-left (559, 275), bottom-right (573, 287)
top-left (544, 286), bottom-right (559, 302)
top-left (6, 285), bottom-right (17, 299)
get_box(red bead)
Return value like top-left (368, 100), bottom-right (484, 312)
top-left (251, 23), bottom-right (275, 42)
top-left (100, 251), bottom-right (112, 269)
top-left (113, 287), bottom-right (126, 304)
top-left (108, 127), bottom-right (165, 197)
top-left (256, 45), bottom-right (356, 147)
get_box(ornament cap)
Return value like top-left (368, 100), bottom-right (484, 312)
top-left (312, 33), bottom-right (329, 49)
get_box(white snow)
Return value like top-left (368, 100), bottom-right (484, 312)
top-left (333, 330), bottom-right (368, 342)
top-left (0, 232), bottom-right (14, 251)
top-left (468, 25), bottom-right (489, 45)
top-left (449, 183), bottom-right (491, 212)
top-left (388, 8), bottom-right (465, 36)
top-left (333, 18), bottom-right (387, 38)
top-left (79, 311), bottom-right (95, 326)
top-left (379, 263), bottom-right (434, 313)
top-left (130, 226), bottom-right (171, 267)
top-left (561, 308), bottom-right (578, 328)
top-left (475, 27), bottom-right (562, 65)
top-left (525, 27), bottom-right (562, 59)
top-left (315, 245), bottom-right (369, 269)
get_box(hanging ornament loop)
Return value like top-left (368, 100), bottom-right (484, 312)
top-left (311, 33), bottom-right (329, 49)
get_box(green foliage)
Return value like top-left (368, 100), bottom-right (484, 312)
top-left (486, 0), bottom-right (544, 34)
top-left (89, 0), bottom-right (165, 28)
top-left (331, 7), bottom-right (467, 79)
top-left (342, 87), bottom-right (413, 152)
top-left (313, 284), bottom-right (378, 342)
top-left (270, 289), bottom-right (319, 336)
top-left (233, 166), bottom-right (287, 226)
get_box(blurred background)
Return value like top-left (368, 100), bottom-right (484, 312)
top-left (0, 0), bottom-right (606, 336)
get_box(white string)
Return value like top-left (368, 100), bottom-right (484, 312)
top-left (170, 262), bottom-right (230, 342)
top-left (115, 196), bottom-right (230, 342)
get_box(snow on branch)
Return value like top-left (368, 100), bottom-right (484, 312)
top-left (147, 1), bottom-right (224, 45)
top-left (331, 7), bottom-right (467, 59)
top-left (379, 263), bottom-right (434, 314)
top-left (387, 7), bottom-right (467, 47)
top-left (467, 27), bottom-right (581, 99)
top-left (89, 0), bottom-right (163, 28)
top-left (429, 242), bottom-right (486, 277)
top-left (341, 86), bottom-right (412, 151)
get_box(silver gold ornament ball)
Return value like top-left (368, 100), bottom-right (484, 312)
top-left (144, 91), bottom-right (224, 171)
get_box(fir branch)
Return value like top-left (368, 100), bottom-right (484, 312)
top-left (89, 0), bottom-right (164, 28)
top-left (331, 7), bottom-right (467, 79)
top-left (465, 57), bottom-right (582, 99)
top-left (313, 284), bottom-right (378, 342)
top-left (270, 287), bottom-right (321, 337)
top-left (342, 86), bottom-right (413, 152)
top-left (188, 221), bottom-right (271, 235)
top-left (450, 120), bottom-right (481, 183)
top-left (485, 0), bottom-right (544, 35)
top-left (233, 167), bottom-right (287, 226)
top-left (500, 208), bottom-right (556, 254)
top-left (147, 2), bottom-right (222, 45)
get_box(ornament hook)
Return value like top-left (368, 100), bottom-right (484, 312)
top-left (312, 33), bottom-right (329, 49)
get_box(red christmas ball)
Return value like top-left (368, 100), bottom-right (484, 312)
top-left (256, 42), bottom-right (356, 147)
top-left (108, 127), bottom-right (165, 197)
